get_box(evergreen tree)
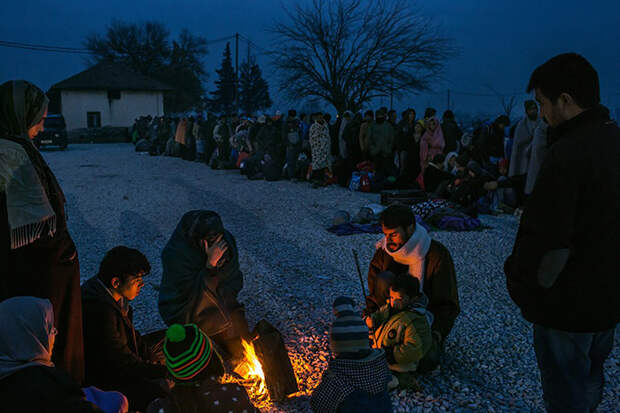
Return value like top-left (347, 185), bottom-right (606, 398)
top-left (239, 57), bottom-right (273, 114)
top-left (209, 43), bottom-right (237, 114)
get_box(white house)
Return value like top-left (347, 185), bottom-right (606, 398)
top-left (49, 62), bottom-right (173, 130)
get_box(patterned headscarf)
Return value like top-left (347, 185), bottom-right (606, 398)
top-left (0, 80), bottom-right (57, 249)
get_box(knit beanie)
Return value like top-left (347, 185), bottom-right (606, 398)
top-left (164, 324), bottom-right (213, 381)
top-left (329, 297), bottom-right (370, 356)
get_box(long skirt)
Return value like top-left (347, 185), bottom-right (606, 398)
top-left (1, 194), bottom-right (84, 384)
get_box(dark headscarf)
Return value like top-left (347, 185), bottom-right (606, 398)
top-left (0, 80), bottom-right (62, 249)
top-left (0, 80), bottom-right (49, 139)
top-left (0, 296), bottom-right (55, 380)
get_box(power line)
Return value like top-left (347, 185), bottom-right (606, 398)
top-left (0, 40), bottom-right (94, 55)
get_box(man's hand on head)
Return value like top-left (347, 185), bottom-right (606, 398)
top-left (203, 234), bottom-right (229, 269)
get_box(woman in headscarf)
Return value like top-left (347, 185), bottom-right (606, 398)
top-left (0, 296), bottom-right (126, 412)
top-left (159, 210), bottom-right (249, 361)
top-left (0, 80), bottom-right (84, 383)
top-left (419, 116), bottom-right (445, 172)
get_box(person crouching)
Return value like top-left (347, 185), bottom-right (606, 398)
top-left (146, 323), bottom-right (257, 413)
top-left (311, 297), bottom-right (392, 413)
top-left (365, 274), bottom-right (435, 390)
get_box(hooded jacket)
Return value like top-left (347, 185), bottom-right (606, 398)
top-left (370, 300), bottom-right (433, 372)
top-left (159, 211), bottom-right (243, 336)
top-left (505, 105), bottom-right (620, 332)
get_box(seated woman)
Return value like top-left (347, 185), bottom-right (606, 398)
top-left (159, 210), bottom-right (249, 360)
top-left (146, 324), bottom-right (257, 413)
top-left (0, 296), bottom-right (127, 413)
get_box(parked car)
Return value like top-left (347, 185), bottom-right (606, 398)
top-left (34, 114), bottom-right (68, 150)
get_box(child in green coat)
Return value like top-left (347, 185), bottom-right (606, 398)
top-left (365, 273), bottom-right (435, 389)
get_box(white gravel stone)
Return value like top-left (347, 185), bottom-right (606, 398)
top-left (42, 144), bottom-right (619, 412)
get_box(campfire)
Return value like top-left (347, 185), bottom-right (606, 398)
top-left (223, 320), bottom-right (299, 408)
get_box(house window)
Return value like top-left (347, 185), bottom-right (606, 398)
top-left (107, 89), bottom-right (121, 100)
top-left (87, 112), bottom-right (101, 128)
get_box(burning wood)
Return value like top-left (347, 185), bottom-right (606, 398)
top-left (223, 320), bottom-right (299, 408)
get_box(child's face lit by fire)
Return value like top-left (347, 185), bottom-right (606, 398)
top-left (389, 289), bottom-right (412, 311)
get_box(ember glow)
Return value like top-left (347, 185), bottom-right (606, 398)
top-left (222, 339), bottom-right (269, 407)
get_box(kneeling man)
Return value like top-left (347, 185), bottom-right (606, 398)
top-left (159, 210), bottom-right (249, 360)
top-left (82, 246), bottom-right (169, 411)
top-left (365, 204), bottom-right (460, 371)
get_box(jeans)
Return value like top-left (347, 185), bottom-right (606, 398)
top-left (533, 324), bottom-right (615, 413)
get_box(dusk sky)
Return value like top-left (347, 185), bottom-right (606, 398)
top-left (2, 0), bottom-right (619, 117)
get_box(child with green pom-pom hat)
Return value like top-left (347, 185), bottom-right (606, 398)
top-left (146, 323), bottom-right (257, 413)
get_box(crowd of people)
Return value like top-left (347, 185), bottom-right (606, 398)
top-left (1, 52), bottom-right (618, 413)
top-left (132, 94), bottom-right (549, 217)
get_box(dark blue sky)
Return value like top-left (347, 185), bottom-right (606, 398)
top-left (2, 0), bottom-right (619, 117)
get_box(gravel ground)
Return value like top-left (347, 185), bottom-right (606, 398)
top-left (43, 143), bottom-right (619, 413)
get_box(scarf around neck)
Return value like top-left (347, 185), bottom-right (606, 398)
top-left (377, 224), bottom-right (431, 290)
top-left (0, 80), bottom-right (56, 249)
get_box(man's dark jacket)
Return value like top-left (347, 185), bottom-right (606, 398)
top-left (504, 105), bottom-right (620, 332)
top-left (367, 240), bottom-right (460, 340)
top-left (81, 276), bottom-right (167, 410)
top-left (441, 119), bottom-right (462, 154)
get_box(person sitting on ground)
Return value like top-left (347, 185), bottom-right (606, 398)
top-left (366, 274), bottom-right (435, 390)
top-left (364, 204), bottom-right (459, 372)
top-left (159, 210), bottom-right (249, 361)
top-left (0, 296), bottom-right (128, 413)
top-left (310, 297), bottom-right (392, 413)
top-left (449, 160), bottom-right (496, 213)
top-left (82, 246), bottom-right (170, 412)
top-left (147, 323), bottom-right (257, 413)
top-left (423, 154), bottom-right (453, 194)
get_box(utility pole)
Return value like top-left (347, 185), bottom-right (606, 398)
top-left (389, 78), bottom-right (393, 110)
top-left (235, 32), bottom-right (239, 114)
top-left (447, 89), bottom-right (451, 111)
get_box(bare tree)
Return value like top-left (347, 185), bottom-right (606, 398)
top-left (484, 85), bottom-right (517, 118)
top-left (270, 0), bottom-right (455, 113)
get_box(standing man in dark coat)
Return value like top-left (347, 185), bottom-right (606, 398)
top-left (0, 80), bottom-right (84, 383)
top-left (504, 53), bottom-right (620, 413)
top-left (441, 110), bottom-right (462, 154)
top-left (82, 246), bottom-right (169, 411)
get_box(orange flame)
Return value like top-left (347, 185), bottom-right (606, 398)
top-left (223, 339), bottom-right (269, 408)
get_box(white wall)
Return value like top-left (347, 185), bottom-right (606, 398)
top-left (61, 90), bottom-right (164, 130)
top-left (109, 91), bottom-right (164, 127)
top-left (61, 90), bottom-right (109, 130)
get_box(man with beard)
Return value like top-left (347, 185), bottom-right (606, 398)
top-left (364, 204), bottom-right (460, 372)
top-left (508, 100), bottom-right (543, 206)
